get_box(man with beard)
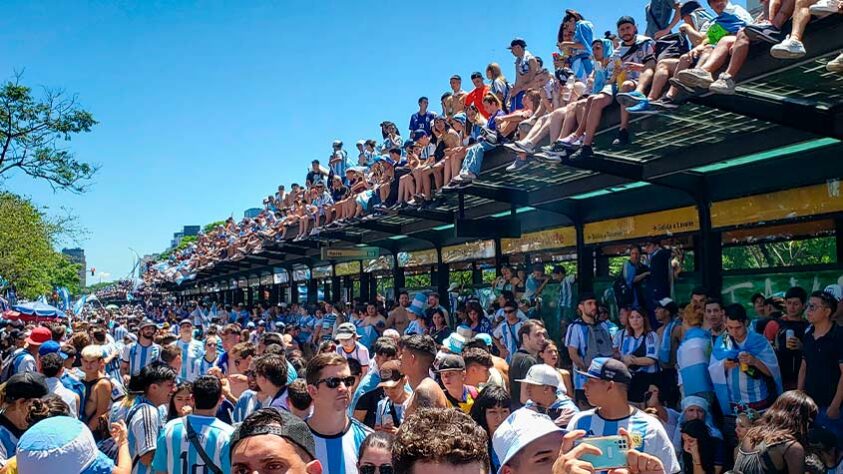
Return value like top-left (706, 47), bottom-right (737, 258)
top-left (386, 291), bottom-right (411, 334)
top-left (121, 319), bottom-right (161, 380)
top-left (305, 353), bottom-right (372, 474)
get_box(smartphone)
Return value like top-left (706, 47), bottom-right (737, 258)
top-left (575, 436), bottom-right (629, 470)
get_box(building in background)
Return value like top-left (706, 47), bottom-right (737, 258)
top-left (61, 248), bottom-right (87, 287)
top-left (170, 225), bottom-right (200, 248)
top-left (244, 208), bottom-right (262, 219)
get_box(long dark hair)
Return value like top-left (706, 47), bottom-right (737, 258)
top-left (557, 9), bottom-right (585, 43)
top-left (167, 381), bottom-right (193, 421)
top-left (746, 390), bottom-right (818, 447)
top-left (469, 385), bottom-right (511, 434)
top-left (681, 419), bottom-right (716, 474)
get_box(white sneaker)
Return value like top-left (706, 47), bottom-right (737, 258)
top-left (828, 53), bottom-right (843, 73)
top-left (810, 0), bottom-right (840, 16)
top-left (675, 68), bottom-right (715, 89)
top-left (770, 36), bottom-right (806, 59)
top-left (709, 73), bottom-right (737, 95)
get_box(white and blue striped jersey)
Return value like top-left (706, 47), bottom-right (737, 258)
top-left (233, 390), bottom-right (262, 423)
top-left (122, 342), bottom-right (162, 376)
top-left (0, 424), bottom-right (19, 467)
top-left (151, 414), bottom-right (234, 474)
top-left (565, 320), bottom-right (614, 390)
top-left (113, 324), bottom-right (129, 342)
top-left (493, 319), bottom-right (524, 364)
top-left (11, 349), bottom-right (36, 375)
top-left (567, 408), bottom-right (680, 474)
top-left (176, 339), bottom-right (203, 382)
top-left (613, 330), bottom-right (660, 374)
top-left (310, 418), bottom-right (373, 474)
top-left (127, 398), bottom-right (166, 474)
top-left (193, 352), bottom-right (220, 379)
top-left (375, 398), bottom-right (406, 428)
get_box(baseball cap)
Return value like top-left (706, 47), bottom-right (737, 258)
top-left (492, 410), bottom-right (564, 474)
top-left (231, 408), bottom-right (317, 461)
top-left (507, 38), bottom-right (527, 49)
top-left (5, 372), bottom-right (49, 401)
top-left (450, 74), bottom-right (462, 81)
top-left (139, 318), bottom-right (157, 329)
top-left (515, 364), bottom-right (562, 388)
top-left (435, 354), bottom-right (465, 372)
top-left (411, 129), bottom-right (428, 141)
top-left (656, 297), bottom-right (678, 314)
top-left (17, 416), bottom-right (116, 474)
top-left (576, 357), bottom-right (632, 385)
top-left (617, 15), bottom-right (636, 27)
top-left (451, 112), bottom-right (467, 125)
top-left (473, 333), bottom-right (493, 348)
top-left (377, 360), bottom-right (405, 388)
top-left (25, 327), bottom-right (52, 346)
top-left (179, 319), bottom-right (193, 327)
top-left (38, 340), bottom-right (69, 360)
top-left (336, 322), bottom-right (356, 340)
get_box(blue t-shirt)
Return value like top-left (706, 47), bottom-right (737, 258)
top-left (409, 111), bottom-right (437, 135)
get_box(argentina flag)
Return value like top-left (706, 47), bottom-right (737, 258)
top-left (676, 327), bottom-right (713, 397)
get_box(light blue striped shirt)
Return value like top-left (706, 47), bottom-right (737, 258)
top-left (122, 342), bottom-right (162, 376)
top-left (233, 390), bottom-right (262, 424)
top-left (151, 414), bottom-right (234, 474)
top-left (493, 319), bottom-right (524, 364)
top-left (0, 425), bottom-right (19, 466)
top-left (613, 330), bottom-right (660, 374)
top-left (127, 398), bottom-right (166, 474)
top-left (310, 418), bottom-right (372, 474)
top-left (176, 339), bottom-right (204, 382)
top-left (11, 348), bottom-right (36, 375)
top-left (567, 408), bottom-right (680, 474)
top-left (193, 352), bottom-right (220, 379)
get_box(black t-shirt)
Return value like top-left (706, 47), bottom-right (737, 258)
top-left (509, 349), bottom-right (537, 410)
top-left (647, 248), bottom-right (671, 300)
top-left (332, 185), bottom-right (349, 202)
top-left (803, 323), bottom-right (843, 407)
top-left (354, 387), bottom-right (383, 428)
top-left (775, 318), bottom-right (809, 388)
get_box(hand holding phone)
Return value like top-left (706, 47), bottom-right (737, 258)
top-left (574, 436), bottom-right (629, 470)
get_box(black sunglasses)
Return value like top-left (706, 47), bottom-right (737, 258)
top-left (504, 309), bottom-right (516, 313)
top-left (360, 465), bottom-right (393, 474)
top-left (316, 376), bottom-right (356, 389)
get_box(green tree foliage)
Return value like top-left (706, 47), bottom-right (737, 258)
top-left (203, 220), bottom-right (226, 233)
top-left (0, 74), bottom-right (98, 192)
top-left (159, 235), bottom-right (198, 259)
top-left (722, 237), bottom-right (836, 270)
top-left (0, 192), bottom-right (80, 298)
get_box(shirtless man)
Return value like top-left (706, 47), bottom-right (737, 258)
top-left (386, 292), bottom-right (411, 334)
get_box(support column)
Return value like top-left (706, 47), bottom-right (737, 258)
top-left (472, 263), bottom-right (483, 286)
top-left (360, 272), bottom-right (371, 301)
top-left (494, 238), bottom-right (503, 276)
top-left (331, 276), bottom-right (341, 303)
top-left (307, 278), bottom-right (318, 305)
top-left (247, 287), bottom-right (254, 307)
top-left (392, 254), bottom-right (405, 292)
top-left (290, 284), bottom-right (299, 305)
top-left (697, 200), bottom-right (723, 294)
top-left (595, 247), bottom-right (610, 277)
top-left (835, 218), bottom-right (843, 264)
top-left (369, 275), bottom-right (379, 302)
top-left (575, 222), bottom-right (594, 293)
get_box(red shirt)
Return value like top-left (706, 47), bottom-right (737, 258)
top-left (464, 85), bottom-right (491, 118)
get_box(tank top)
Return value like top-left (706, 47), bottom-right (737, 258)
top-left (733, 440), bottom-right (793, 474)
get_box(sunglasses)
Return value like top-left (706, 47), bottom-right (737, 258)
top-left (504, 309), bottom-right (516, 314)
top-left (315, 376), bottom-right (356, 389)
top-left (360, 465), bottom-right (394, 474)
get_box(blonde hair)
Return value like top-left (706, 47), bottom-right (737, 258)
top-left (486, 63), bottom-right (506, 82)
top-left (81, 344), bottom-right (104, 360)
top-left (684, 304), bottom-right (704, 327)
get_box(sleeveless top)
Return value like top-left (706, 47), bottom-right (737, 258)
top-left (733, 440), bottom-right (794, 474)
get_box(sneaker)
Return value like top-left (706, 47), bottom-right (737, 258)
top-left (709, 73), bottom-right (737, 95)
top-left (771, 36), bottom-right (806, 59)
top-left (539, 140), bottom-right (561, 153)
top-left (616, 91), bottom-right (648, 108)
top-left (515, 140), bottom-right (535, 154)
top-left (828, 53), bottom-right (843, 73)
top-left (675, 68), bottom-right (715, 89)
top-left (558, 134), bottom-right (582, 149)
top-left (743, 24), bottom-right (785, 44)
top-left (460, 172), bottom-right (477, 183)
top-left (506, 158), bottom-right (529, 172)
top-left (649, 98), bottom-right (680, 112)
top-left (567, 145), bottom-right (594, 162)
top-left (668, 77), bottom-right (698, 95)
top-left (536, 152), bottom-right (563, 163)
top-left (627, 99), bottom-right (658, 115)
top-left (503, 142), bottom-right (522, 153)
top-left (612, 129), bottom-right (630, 147)
top-left (810, 0), bottom-right (840, 15)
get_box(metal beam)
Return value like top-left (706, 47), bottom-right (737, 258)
top-left (318, 231), bottom-right (363, 244)
top-left (562, 155), bottom-right (644, 181)
top-left (397, 207), bottom-right (455, 223)
top-left (451, 182), bottom-right (530, 206)
top-left (352, 220), bottom-right (403, 234)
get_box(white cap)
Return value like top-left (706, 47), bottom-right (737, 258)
top-left (657, 297), bottom-right (674, 307)
top-left (492, 409), bottom-right (564, 474)
top-left (824, 284), bottom-right (843, 303)
top-left (515, 364), bottom-right (562, 388)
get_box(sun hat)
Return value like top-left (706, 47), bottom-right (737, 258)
top-left (473, 333), bottom-right (493, 348)
top-left (492, 410), bottom-right (563, 474)
top-left (17, 416), bottom-right (115, 474)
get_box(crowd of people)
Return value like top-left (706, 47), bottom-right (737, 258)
top-left (144, 0), bottom-right (843, 287)
top-left (1, 270), bottom-right (843, 474)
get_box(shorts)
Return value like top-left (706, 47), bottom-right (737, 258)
top-left (510, 91), bottom-right (525, 111)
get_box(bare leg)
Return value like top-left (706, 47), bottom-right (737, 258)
top-left (582, 94), bottom-right (613, 146)
top-left (700, 36), bottom-right (737, 73)
top-left (619, 80), bottom-right (636, 130)
top-left (649, 59), bottom-right (678, 99)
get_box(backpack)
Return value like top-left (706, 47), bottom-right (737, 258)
top-left (613, 275), bottom-right (634, 308)
top-left (0, 351), bottom-right (27, 383)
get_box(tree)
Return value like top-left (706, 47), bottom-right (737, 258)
top-left (0, 191), bottom-right (81, 299)
top-left (0, 73), bottom-right (98, 193)
top-left (722, 237), bottom-right (835, 270)
top-left (203, 220), bottom-right (226, 233)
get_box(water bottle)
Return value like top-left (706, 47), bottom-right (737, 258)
top-left (562, 75), bottom-right (576, 102)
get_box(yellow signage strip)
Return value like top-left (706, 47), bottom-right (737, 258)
top-left (584, 206), bottom-right (700, 244)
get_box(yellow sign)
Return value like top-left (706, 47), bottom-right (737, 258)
top-left (442, 240), bottom-right (495, 264)
top-left (584, 206), bottom-right (699, 244)
top-left (334, 261), bottom-right (361, 277)
top-left (502, 227), bottom-right (576, 254)
top-left (712, 181), bottom-right (843, 229)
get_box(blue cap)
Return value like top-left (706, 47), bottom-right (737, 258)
top-left (492, 410), bottom-right (563, 474)
top-left (38, 340), bottom-right (68, 360)
top-left (452, 112), bottom-right (467, 124)
top-left (473, 333), bottom-right (493, 348)
top-left (575, 357), bottom-right (632, 385)
top-left (411, 129), bottom-right (428, 141)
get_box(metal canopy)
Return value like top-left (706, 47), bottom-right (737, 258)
top-left (176, 17), bottom-right (843, 289)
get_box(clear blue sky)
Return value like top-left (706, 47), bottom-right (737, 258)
top-left (2, 0), bottom-right (745, 286)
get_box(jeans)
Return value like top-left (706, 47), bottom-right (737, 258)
top-left (461, 141), bottom-right (496, 176)
top-left (817, 406), bottom-right (843, 449)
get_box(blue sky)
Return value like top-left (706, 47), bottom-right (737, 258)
top-left (2, 0), bottom-right (746, 286)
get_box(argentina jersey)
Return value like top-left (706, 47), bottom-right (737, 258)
top-left (151, 414), bottom-right (234, 474)
top-left (614, 330), bottom-right (660, 374)
top-left (127, 400), bottom-right (166, 474)
top-left (310, 418), bottom-right (372, 474)
top-left (0, 424), bottom-right (19, 466)
top-left (113, 324), bottom-right (129, 342)
top-left (493, 320), bottom-right (524, 364)
top-left (123, 342), bottom-right (162, 376)
top-left (567, 408), bottom-right (680, 474)
top-left (233, 390), bottom-right (262, 423)
top-left (193, 353), bottom-right (219, 379)
top-left (177, 339), bottom-right (204, 381)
